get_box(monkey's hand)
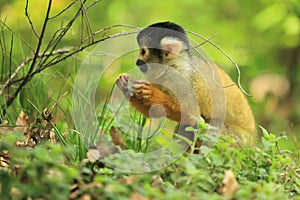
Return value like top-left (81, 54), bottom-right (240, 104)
top-left (116, 74), bottom-right (156, 109)
top-left (117, 74), bottom-right (192, 124)
top-left (116, 74), bottom-right (134, 99)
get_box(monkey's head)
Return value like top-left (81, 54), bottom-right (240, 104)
top-left (136, 22), bottom-right (190, 76)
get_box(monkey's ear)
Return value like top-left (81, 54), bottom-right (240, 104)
top-left (160, 37), bottom-right (183, 59)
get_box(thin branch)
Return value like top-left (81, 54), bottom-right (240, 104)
top-left (0, 47), bottom-right (73, 96)
top-left (38, 27), bottom-right (65, 62)
top-left (0, 24), bottom-right (6, 80)
top-left (187, 30), bottom-right (252, 97)
top-left (80, 0), bottom-right (94, 43)
top-left (8, 34), bottom-right (13, 97)
top-left (86, 0), bottom-right (103, 10)
top-left (82, 24), bottom-right (141, 44)
top-left (0, 20), bottom-right (35, 52)
top-left (1, 0), bottom-right (132, 110)
top-left (9, 34), bottom-right (13, 72)
top-left (38, 0), bottom-right (87, 68)
top-left (1, 0), bottom-right (106, 114)
top-left (49, 1), bottom-right (77, 19)
top-left (193, 32), bottom-right (218, 48)
top-left (49, 0), bottom-right (101, 20)
top-left (25, 0), bottom-right (39, 38)
top-left (26, 0), bottom-right (52, 75)
top-left (190, 34), bottom-right (234, 89)
top-left (39, 30), bottom-right (139, 72)
top-left (5, 0), bottom-right (52, 108)
top-left (39, 0), bottom-right (102, 69)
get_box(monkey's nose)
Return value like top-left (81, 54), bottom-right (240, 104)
top-left (136, 59), bottom-right (146, 66)
top-left (136, 59), bottom-right (148, 73)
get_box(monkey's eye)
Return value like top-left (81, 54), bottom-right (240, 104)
top-left (140, 48), bottom-right (146, 56)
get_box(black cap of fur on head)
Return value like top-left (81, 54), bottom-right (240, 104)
top-left (137, 22), bottom-right (190, 50)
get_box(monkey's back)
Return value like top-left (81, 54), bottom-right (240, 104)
top-left (184, 57), bottom-right (257, 145)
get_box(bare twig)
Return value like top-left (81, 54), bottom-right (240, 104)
top-left (6, 0), bottom-right (53, 107)
top-left (0, 21), bottom-right (7, 76)
top-left (25, 0), bottom-right (39, 38)
top-left (79, 0), bottom-right (94, 43)
top-left (1, 27), bottom-right (137, 97)
top-left (39, 0), bottom-right (103, 69)
top-left (0, 47), bottom-right (73, 96)
top-left (85, 0), bottom-right (103, 10)
top-left (38, 30), bottom-right (139, 72)
top-left (0, 0), bottom-right (136, 116)
top-left (49, 1), bottom-right (77, 19)
top-left (187, 30), bottom-right (252, 97)
top-left (0, 20), bottom-right (34, 52)
top-left (8, 34), bottom-right (13, 96)
top-left (9, 34), bottom-right (13, 72)
top-left (38, 0), bottom-right (87, 68)
top-left (193, 32), bottom-right (218, 48)
top-left (82, 24), bottom-right (140, 43)
top-left (190, 35), bottom-right (234, 89)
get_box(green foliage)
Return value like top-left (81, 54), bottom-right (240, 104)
top-left (0, 133), bottom-right (77, 199)
top-left (2, 123), bottom-right (300, 199)
top-left (0, 0), bottom-right (299, 199)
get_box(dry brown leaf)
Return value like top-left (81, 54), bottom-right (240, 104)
top-left (86, 148), bottom-right (101, 162)
top-left (151, 174), bottom-right (164, 187)
top-left (130, 192), bottom-right (149, 200)
top-left (125, 175), bottom-right (135, 185)
top-left (25, 122), bottom-right (53, 147)
top-left (15, 111), bottom-right (30, 133)
top-left (0, 150), bottom-right (9, 168)
top-left (87, 142), bottom-right (119, 162)
top-left (80, 194), bottom-right (91, 200)
top-left (110, 126), bottom-right (126, 150)
top-left (0, 120), bottom-right (13, 134)
top-left (219, 170), bottom-right (240, 195)
top-left (86, 128), bottom-right (124, 162)
top-left (0, 111), bottom-right (29, 134)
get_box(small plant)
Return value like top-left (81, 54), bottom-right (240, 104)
top-left (1, 120), bottom-right (300, 199)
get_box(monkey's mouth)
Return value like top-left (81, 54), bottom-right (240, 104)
top-left (136, 59), bottom-right (148, 73)
top-left (138, 65), bottom-right (148, 73)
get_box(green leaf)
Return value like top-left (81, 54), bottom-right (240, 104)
top-left (259, 125), bottom-right (269, 138)
top-left (185, 160), bottom-right (197, 175)
top-left (253, 3), bottom-right (287, 31)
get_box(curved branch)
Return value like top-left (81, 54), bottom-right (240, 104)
top-left (4, 0), bottom-right (54, 108)
top-left (187, 30), bottom-right (252, 97)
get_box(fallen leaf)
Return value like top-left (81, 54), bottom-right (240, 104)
top-left (87, 141), bottom-right (119, 162)
top-left (0, 150), bottom-right (9, 168)
top-left (219, 170), bottom-right (240, 195)
top-left (0, 120), bottom-right (13, 134)
top-left (15, 111), bottom-right (30, 133)
top-left (110, 126), bottom-right (126, 150)
top-left (86, 148), bottom-right (101, 162)
top-left (130, 192), bottom-right (149, 200)
top-left (151, 174), bottom-right (164, 187)
top-left (124, 175), bottom-right (135, 185)
top-left (80, 194), bottom-right (91, 200)
top-left (0, 111), bottom-right (29, 134)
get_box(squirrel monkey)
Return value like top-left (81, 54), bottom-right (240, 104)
top-left (116, 22), bottom-right (256, 146)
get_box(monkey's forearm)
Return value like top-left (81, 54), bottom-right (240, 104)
top-left (130, 84), bottom-right (194, 125)
top-left (116, 74), bottom-right (194, 125)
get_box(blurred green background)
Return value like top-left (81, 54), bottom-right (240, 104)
top-left (0, 0), bottom-right (299, 148)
